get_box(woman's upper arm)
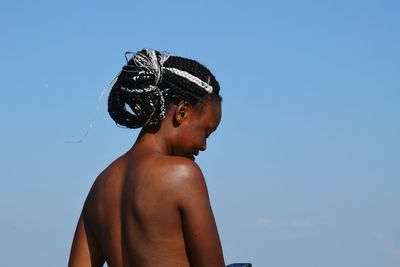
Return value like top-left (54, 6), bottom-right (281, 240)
top-left (68, 212), bottom-right (105, 267)
top-left (173, 161), bottom-right (225, 267)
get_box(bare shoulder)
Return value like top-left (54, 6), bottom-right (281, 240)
top-left (160, 156), bottom-right (203, 178)
top-left (155, 156), bottom-right (207, 198)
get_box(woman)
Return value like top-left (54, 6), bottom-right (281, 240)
top-left (68, 49), bottom-right (226, 267)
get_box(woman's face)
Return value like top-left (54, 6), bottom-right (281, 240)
top-left (174, 100), bottom-right (221, 160)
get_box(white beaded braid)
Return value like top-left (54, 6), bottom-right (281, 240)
top-left (123, 49), bottom-right (213, 93)
top-left (163, 67), bottom-right (213, 94)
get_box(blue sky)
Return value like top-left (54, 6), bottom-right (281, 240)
top-left (0, 0), bottom-right (399, 266)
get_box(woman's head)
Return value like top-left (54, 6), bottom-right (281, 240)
top-left (108, 49), bottom-right (222, 129)
top-left (169, 98), bottom-right (221, 159)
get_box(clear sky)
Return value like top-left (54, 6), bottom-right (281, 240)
top-left (1, 0), bottom-right (399, 266)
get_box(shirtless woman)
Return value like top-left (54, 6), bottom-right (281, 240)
top-left (68, 49), bottom-right (226, 267)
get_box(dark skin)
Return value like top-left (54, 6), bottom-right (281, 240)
top-left (68, 99), bottom-right (225, 267)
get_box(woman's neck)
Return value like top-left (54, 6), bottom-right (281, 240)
top-left (133, 126), bottom-right (174, 157)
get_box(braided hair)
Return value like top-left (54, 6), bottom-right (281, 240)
top-left (108, 49), bottom-right (221, 129)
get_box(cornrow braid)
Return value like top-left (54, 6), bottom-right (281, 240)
top-left (108, 49), bottom-right (221, 129)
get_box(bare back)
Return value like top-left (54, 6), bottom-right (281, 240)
top-left (69, 147), bottom-right (225, 267)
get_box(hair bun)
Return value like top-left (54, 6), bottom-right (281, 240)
top-left (108, 49), bottom-right (168, 128)
top-left (108, 80), bottom-right (165, 129)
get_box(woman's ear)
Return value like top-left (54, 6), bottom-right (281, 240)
top-left (174, 101), bottom-right (190, 125)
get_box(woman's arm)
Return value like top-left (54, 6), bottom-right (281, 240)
top-left (68, 212), bottom-right (105, 267)
top-left (173, 160), bottom-right (225, 267)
